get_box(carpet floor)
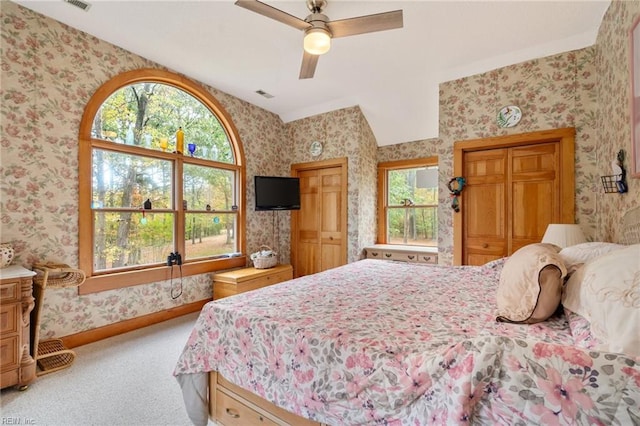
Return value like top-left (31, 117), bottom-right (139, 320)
top-left (1, 312), bottom-right (211, 426)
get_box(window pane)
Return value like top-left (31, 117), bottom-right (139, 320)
top-left (92, 82), bottom-right (235, 163)
top-left (387, 207), bottom-right (438, 246)
top-left (388, 167), bottom-right (438, 206)
top-left (93, 211), bottom-right (175, 271)
top-left (184, 213), bottom-right (237, 260)
top-left (183, 165), bottom-right (235, 211)
top-left (92, 149), bottom-right (172, 209)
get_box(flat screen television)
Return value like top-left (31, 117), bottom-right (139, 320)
top-left (254, 176), bottom-right (301, 211)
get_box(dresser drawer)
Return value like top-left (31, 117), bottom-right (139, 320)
top-left (0, 281), bottom-right (18, 302)
top-left (240, 269), bottom-right (291, 291)
top-left (0, 304), bottom-right (19, 335)
top-left (417, 254), bottom-right (438, 264)
top-left (0, 335), bottom-right (19, 371)
top-left (216, 389), bottom-right (278, 426)
top-left (381, 251), bottom-right (419, 262)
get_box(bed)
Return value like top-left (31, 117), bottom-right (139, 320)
top-left (175, 208), bottom-right (640, 426)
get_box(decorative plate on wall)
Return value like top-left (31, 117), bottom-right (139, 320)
top-left (310, 141), bottom-right (323, 156)
top-left (497, 105), bottom-right (522, 128)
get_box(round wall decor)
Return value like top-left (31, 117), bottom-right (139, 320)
top-left (310, 141), bottom-right (323, 156)
top-left (497, 105), bottom-right (522, 128)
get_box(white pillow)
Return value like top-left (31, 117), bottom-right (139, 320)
top-left (559, 242), bottom-right (626, 270)
top-left (562, 244), bottom-right (640, 357)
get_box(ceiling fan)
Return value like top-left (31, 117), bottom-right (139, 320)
top-left (235, 0), bottom-right (403, 79)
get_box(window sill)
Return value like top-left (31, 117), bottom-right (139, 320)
top-left (366, 244), bottom-right (437, 254)
top-left (78, 255), bottom-right (247, 294)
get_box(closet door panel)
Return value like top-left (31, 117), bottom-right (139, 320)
top-left (319, 167), bottom-right (344, 271)
top-left (510, 143), bottom-right (559, 252)
top-left (294, 170), bottom-right (320, 276)
top-left (462, 149), bottom-right (507, 265)
top-left (291, 159), bottom-right (347, 278)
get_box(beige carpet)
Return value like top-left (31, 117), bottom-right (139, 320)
top-left (1, 312), bottom-right (213, 426)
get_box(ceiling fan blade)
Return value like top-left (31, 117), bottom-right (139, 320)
top-left (299, 51), bottom-right (319, 79)
top-left (235, 0), bottom-right (311, 31)
top-left (327, 10), bottom-right (403, 38)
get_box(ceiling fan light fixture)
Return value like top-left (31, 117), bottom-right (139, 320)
top-left (304, 27), bottom-right (331, 55)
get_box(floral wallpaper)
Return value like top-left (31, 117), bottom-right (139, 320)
top-left (1, 0), bottom-right (638, 339)
top-left (0, 2), bottom-right (290, 338)
top-left (380, 0), bottom-right (640, 262)
top-left (596, 0), bottom-right (640, 242)
top-left (380, 47), bottom-right (599, 264)
top-left (285, 106), bottom-right (378, 263)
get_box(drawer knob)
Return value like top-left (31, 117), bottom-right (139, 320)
top-left (408, 255), bottom-right (415, 260)
top-left (384, 253), bottom-right (391, 258)
top-left (225, 408), bottom-right (240, 418)
top-left (482, 243), bottom-right (489, 248)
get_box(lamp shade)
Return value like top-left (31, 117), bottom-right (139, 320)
top-left (541, 224), bottom-right (587, 248)
top-left (304, 28), bottom-right (331, 55)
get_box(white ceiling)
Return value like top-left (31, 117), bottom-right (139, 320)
top-left (13, 0), bottom-right (610, 146)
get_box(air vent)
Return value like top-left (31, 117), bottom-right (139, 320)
top-left (64, 0), bottom-right (91, 11)
top-left (255, 90), bottom-right (274, 99)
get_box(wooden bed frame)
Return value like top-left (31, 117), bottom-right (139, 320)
top-left (207, 205), bottom-right (640, 426)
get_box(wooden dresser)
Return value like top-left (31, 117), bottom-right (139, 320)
top-left (213, 264), bottom-right (293, 300)
top-left (1, 265), bottom-right (37, 390)
top-left (364, 244), bottom-right (438, 264)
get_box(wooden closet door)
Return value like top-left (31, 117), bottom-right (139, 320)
top-left (454, 128), bottom-right (575, 266)
top-left (291, 158), bottom-right (347, 278)
top-left (463, 148), bottom-right (508, 265)
top-left (295, 169), bottom-right (320, 278)
top-left (318, 167), bottom-right (344, 272)
top-left (510, 143), bottom-right (560, 253)
top-left (461, 142), bottom-right (563, 265)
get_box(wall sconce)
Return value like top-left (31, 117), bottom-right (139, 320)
top-left (601, 149), bottom-right (628, 194)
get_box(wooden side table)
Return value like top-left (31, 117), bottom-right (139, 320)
top-left (1, 265), bottom-right (37, 390)
top-left (213, 264), bottom-right (293, 300)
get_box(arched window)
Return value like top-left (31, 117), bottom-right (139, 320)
top-left (78, 69), bottom-right (246, 294)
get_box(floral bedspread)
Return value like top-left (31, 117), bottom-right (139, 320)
top-left (174, 259), bottom-right (640, 425)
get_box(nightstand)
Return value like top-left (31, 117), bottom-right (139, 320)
top-left (213, 264), bottom-right (293, 300)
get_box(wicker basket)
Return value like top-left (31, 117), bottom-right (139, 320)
top-left (250, 245), bottom-right (278, 269)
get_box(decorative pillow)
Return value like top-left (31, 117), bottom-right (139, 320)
top-left (496, 243), bottom-right (567, 324)
top-left (562, 244), bottom-right (640, 357)
top-left (559, 242), bottom-right (626, 270)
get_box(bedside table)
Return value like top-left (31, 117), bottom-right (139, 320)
top-left (213, 264), bottom-right (293, 300)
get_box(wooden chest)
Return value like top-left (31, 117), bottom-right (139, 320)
top-left (213, 264), bottom-right (293, 300)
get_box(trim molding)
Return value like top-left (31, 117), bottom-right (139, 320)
top-left (60, 299), bottom-right (210, 348)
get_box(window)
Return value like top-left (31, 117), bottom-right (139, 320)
top-left (79, 69), bottom-right (246, 293)
top-left (377, 157), bottom-right (438, 246)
